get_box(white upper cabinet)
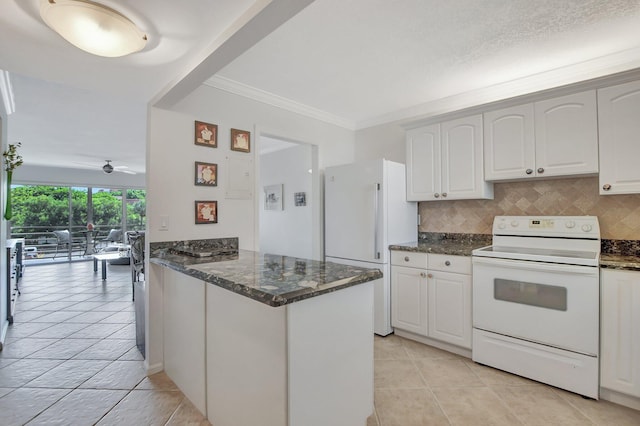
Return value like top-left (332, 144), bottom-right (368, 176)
top-left (534, 91), bottom-right (599, 177)
top-left (598, 80), bottom-right (640, 195)
top-left (483, 103), bottom-right (535, 181)
top-left (406, 123), bottom-right (440, 201)
top-left (484, 90), bottom-right (598, 181)
top-left (406, 115), bottom-right (493, 201)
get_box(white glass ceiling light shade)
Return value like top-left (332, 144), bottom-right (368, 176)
top-left (39, 0), bottom-right (147, 58)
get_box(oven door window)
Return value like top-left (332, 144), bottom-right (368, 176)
top-left (494, 279), bottom-right (567, 311)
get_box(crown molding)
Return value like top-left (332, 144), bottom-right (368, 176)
top-left (357, 47), bottom-right (640, 129)
top-left (206, 47), bottom-right (640, 132)
top-left (204, 75), bottom-right (356, 130)
top-left (0, 70), bottom-right (16, 115)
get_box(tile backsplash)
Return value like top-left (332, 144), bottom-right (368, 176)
top-left (419, 177), bottom-right (640, 240)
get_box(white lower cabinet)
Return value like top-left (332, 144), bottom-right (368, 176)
top-left (601, 269), bottom-right (640, 399)
top-left (391, 251), bottom-right (472, 350)
top-left (391, 264), bottom-right (427, 335)
top-left (428, 270), bottom-right (472, 348)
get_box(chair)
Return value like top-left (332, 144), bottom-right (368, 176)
top-left (52, 230), bottom-right (72, 259)
top-left (100, 228), bottom-right (122, 248)
top-left (127, 231), bottom-right (145, 301)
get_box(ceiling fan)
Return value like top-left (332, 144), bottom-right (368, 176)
top-left (73, 160), bottom-right (137, 175)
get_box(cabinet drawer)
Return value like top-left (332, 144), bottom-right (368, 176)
top-left (427, 254), bottom-right (471, 274)
top-left (391, 251), bottom-right (428, 269)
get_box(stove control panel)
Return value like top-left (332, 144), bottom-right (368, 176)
top-left (493, 216), bottom-right (600, 238)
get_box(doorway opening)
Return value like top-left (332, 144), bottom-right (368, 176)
top-left (257, 134), bottom-right (321, 260)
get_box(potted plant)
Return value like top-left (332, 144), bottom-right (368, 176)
top-left (3, 142), bottom-right (23, 220)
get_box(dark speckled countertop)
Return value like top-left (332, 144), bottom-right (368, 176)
top-left (149, 238), bottom-right (382, 307)
top-left (390, 233), bottom-right (492, 257)
top-left (599, 254), bottom-right (640, 271)
top-left (390, 233), bottom-right (640, 271)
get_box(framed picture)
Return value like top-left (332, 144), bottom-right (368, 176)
top-left (195, 161), bottom-right (217, 186)
top-left (230, 128), bottom-right (250, 153)
top-left (195, 121), bottom-right (218, 147)
top-left (294, 192), bottom-right (306, 206)
top-left (264, 184), bottom-right (283, 211)
top-left (195, 200), bottom-right (218, 224)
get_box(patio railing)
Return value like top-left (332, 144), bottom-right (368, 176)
top-left (9, 225), bottom-right (137, 262)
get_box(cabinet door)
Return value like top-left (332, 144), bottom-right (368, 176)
top-left (601, 269), bottom-right (640, 398)
top-left (391, 265), bottom-right (427, 336)
top-left (534, 90), bottom-right (598, 178)
top-left (406, 124), bottom-right (440, 201)
top-left (483, 104), bottom-right (535, 181)
top-left (441, 114), bottom-right (492, 200)
top-left (598, 80), bottom-right (640, 195)
top-left (428, 270), bottom-right (471, 349)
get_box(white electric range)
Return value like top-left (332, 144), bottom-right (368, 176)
top-left (472, 216), bottom-right (601, 399)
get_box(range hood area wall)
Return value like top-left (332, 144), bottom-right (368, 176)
top-left (419, 176), bottom-right (640, 240)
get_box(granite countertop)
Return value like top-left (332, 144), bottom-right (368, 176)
top-left (390, 234), bottom-right (640, 271)
top-left (599, 253), bottom-right (640, 272)
top-left (150, 247), bottom-right (382, 307)
top-left (389, 233), bottom-right (492, 257)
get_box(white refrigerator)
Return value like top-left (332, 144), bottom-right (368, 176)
top-left (325, 159), bottom-right (417, 336)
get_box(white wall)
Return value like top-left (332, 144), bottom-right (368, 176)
top-left (259, 144), bottom-right (313, 259)
top-left (354, 121), bottom-right (405, 164)
top-left (146, 84), bottom-right (356, 372)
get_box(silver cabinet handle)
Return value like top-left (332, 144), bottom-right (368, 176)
top-left (434, 193), bottom-right (440, 198)
top-left (445, 260), bottom-right (451, 266)
top-left (602, 184), bottom-right (612, 191)
top-left (404, 256), bottom-right (410, 262)
top-left (442, 193), bottom-right (447, 198)
top-left (537, 167), bottom-right (544, 174)
top-left (526, 169), bottom-right (533, 175)
top-left (420, 272), bottom-right (427, 278)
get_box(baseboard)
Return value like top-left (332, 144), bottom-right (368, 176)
top-left (145, 361), bottom-right (163, 375)
top-left (600, 388), bottom-right (640, 411)
top-left (393, 329), bottom-right (472, 359)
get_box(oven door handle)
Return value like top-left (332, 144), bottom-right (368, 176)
top-left (472, 256), bottom-right (598, 275)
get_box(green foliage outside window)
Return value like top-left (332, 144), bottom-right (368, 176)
top-left (9, 185), bottom-right (145, 233)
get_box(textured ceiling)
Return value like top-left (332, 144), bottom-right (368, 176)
top-left (218, 0), bottom-right (640, 127)
top-left (4, 0), bottom-right (640, 173)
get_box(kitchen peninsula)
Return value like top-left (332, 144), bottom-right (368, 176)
top-left (149, 238), bottom-right (382, 426)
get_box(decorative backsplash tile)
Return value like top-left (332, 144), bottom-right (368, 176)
top-left (419, 177), bottom-right (640, 240)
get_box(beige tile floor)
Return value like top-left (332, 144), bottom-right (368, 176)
top-left (4, 261), bottom-right (640, 425)
top-left (0, 261), bottom-right (210, 426)
top-left (369, 334), bottom-right (640, 426)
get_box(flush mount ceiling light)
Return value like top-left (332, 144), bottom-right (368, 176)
top-left (39, 0), bottom-right (147, 58)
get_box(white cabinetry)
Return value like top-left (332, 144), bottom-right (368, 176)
top-left (391, 251), bottom-right (472, 351)
top-left (427, 254), bottom-right (472, 349)
top-left (484, 91), bottom-right (598, 181)
top-left (406, 115), bottom-right (493, 201)
top-left (483, 104), bottom-right (535, 181)
top-left (601, 269), bottom-right (640, 399)
top-left (391, 252), bottom-right (428, 335)
top-left (598, 80), bottom-right (640, 195)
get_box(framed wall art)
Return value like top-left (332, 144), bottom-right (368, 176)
top-left (294, 192), bottom-right (306, 206)
top-left (195, 121), bottom-right (218, 147)
top-left (195, 200), bottom-right (218, 224)
top-left (264, 184), bottom-right (283, 211)
top-left (230, 128), bottom-right (250, 153)
top-left (195, 161), bottom-right (218, 186)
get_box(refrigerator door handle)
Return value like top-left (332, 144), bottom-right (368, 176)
top-left (374, 183), bottom-right (380, 259)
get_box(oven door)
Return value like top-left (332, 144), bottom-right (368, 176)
top-left (472, 256), bottom-right (599, 356)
